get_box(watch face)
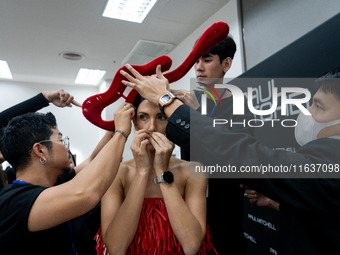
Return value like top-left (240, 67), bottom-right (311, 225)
top-left (160, 94), bottom-right (171, 104)
top-left (163, 171), bottom-right (174, 184)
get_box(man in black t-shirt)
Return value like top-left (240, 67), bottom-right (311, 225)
top-left (0, 103), bottom-right (133, 254)
top-left (0, 89), bottom-right (81, 187)
top-left (0, 90), bottom-right (99, 254)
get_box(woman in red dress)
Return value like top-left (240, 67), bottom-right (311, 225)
top-left (95, 95), bottom-right (216, 255)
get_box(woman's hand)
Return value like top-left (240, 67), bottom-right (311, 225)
top-left (148, 132), bottom-right (174, 175)
top-left (130, 129), bottom-right (152, 175)
top-left (114, 103), bottom-right (135, 138)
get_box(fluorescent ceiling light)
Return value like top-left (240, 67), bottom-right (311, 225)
top-left (103, 0), bottom-right (158, 23)
top-left (0, 60), bottom-right (13, 79)
top-left (75, 68), bottom-right (106, 86)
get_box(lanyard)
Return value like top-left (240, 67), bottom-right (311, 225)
top-left (12, 180), bottom-right (29, 184)
top-left (68, 220), bottom-right (78, 255)
top-left (13, 179), bottom-right (78, 255)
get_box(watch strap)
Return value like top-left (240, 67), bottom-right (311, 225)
top-left (158, 103), bottom-right (166, 115)
top-left (154, 171), bottom-right (174, 184)
top-left (154, 174), bottom-right (164, 184)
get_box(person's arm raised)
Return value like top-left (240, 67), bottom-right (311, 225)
top-left (121, 64), bottom-right (183, 118)
top-left (171, 89), bottom-right (200, 110)
top-left (149, 133), bottom-right (207, 254)
top-left (101, 130), bottom-right (151, 254)
top-left (27, 102), bottom-right (134, 232)
top-left (42, 89), bottom-right (81, 108)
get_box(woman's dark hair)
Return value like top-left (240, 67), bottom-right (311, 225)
top-left (132, 94), bottom-right (146, 118)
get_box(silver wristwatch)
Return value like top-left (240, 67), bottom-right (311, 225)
top-left (154, 171), bottom-right (174, 184)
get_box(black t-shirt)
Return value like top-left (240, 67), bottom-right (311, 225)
top-left (56, 169), bottom-right (100, 255)
top-left (0, 183), bottom-right (74, 255)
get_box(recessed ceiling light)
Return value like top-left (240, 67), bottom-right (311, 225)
top-left (75, 68), bottom-right (106, 86)
top-left (59, 51), bottom-right (85, 61)
top-left (0, 60), bottom-right (13, 79)
top-left (103, 0), bottom-right (158, 23)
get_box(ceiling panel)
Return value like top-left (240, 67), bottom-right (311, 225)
top-left (0, 0), bottom-right (228, 86)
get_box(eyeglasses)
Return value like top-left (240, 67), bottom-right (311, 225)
top-left (38, 136), bottom-right (70, 150)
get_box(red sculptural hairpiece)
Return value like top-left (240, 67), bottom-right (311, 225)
top-left (82, 21), bottom-right (229, 131)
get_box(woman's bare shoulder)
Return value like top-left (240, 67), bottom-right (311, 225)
top-left (120, 158), bottom-right (135, 168)
top-left (170, 157), bottom-right (202, 168)
top-left (169, 158), bottom-right (205, 179)
top-left (118, 159), bottom-right (136, 176)
top-left (118, 159), bottom-right (137, 189)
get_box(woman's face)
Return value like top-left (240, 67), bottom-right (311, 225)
top-left (134, 100), bottom-right (168, 134)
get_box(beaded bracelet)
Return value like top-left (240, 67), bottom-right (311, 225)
top-left (113, 130), bottom-right (128, 140)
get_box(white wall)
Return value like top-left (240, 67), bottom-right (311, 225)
top-left (242, 0), bottom-right (340, 69)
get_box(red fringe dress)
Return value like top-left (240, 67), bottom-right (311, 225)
top-left (95, 197), bottom-right (217, 255)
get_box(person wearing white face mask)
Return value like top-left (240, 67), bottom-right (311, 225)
top-left (295, 76), bottom-right (340, 145)
top-left (241, 67), bottom-right (340, 254)
top-left (120, 64), bottom-right (340, 255)
top-left (244, 68), bottom-right (340, 204)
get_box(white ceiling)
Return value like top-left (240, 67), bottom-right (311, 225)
top-left (0, 0), bottom-right (228, 86)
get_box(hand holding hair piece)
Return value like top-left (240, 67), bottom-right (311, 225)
top-left (82, 21), bottom-right (229, 131)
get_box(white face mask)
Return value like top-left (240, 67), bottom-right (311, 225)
top-left (294, 112), bottom-right (340, 146)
